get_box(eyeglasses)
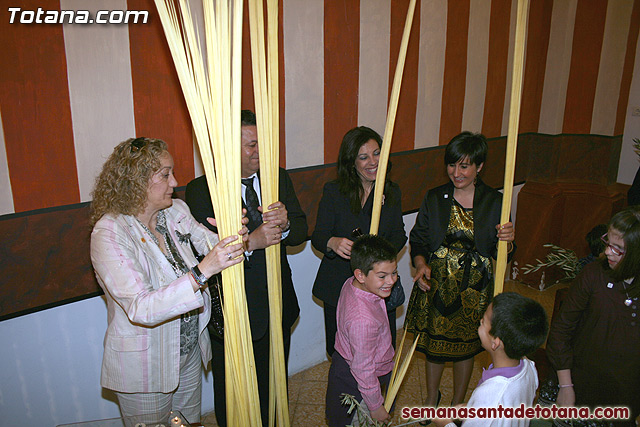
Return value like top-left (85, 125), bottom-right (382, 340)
top-left (130, 137), bottom-right (148, 153)
top-left (601, 233), bottom-right (625, 256)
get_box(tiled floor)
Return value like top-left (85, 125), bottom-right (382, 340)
top-left (201, 280), bottom-right (565, 426)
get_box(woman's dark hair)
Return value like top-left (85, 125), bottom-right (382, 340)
top-left (337, 126), bottom-right (393, 214)
top-left (489, 292), bottom-right (548, 360)
top-left (607, 206), bottom-right (640, 286)
top-left (444, 131), bottom-right (488, 166)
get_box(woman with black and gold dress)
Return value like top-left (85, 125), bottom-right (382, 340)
top-left (404, 132), bottom-right (515, 415)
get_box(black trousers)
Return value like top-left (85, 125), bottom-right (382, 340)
top-left (323, 304), bottom-right (397, 357)
top-left (326, 351), bottom-right (392, 427)
top-left (210, 326), bottom-right (291, 427)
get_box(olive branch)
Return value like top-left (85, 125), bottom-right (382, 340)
top-left (341, 394), bottom-right (391, 427)
top-left (521, 244), bottom-right (579, 281)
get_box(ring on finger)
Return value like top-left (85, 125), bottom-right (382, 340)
top-left (226, 253), bottom-right (232, 260)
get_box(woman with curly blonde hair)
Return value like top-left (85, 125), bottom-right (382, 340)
top-left (90, 137), bottom-right (246, 424)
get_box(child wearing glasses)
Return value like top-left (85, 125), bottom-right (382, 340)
top-left (546, 206), bottom-right (640, 426)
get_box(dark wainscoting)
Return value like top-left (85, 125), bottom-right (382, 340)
top-left (511, 133), bottom-right (626, 288)
top-left (514, 181), bottom-right (629, 288)
top-left (0, 203), bottom-right (98, 320)
top-left (291, 134), bottom-right (517, 231)
top-left (0, 133), bottom-right (623, 319)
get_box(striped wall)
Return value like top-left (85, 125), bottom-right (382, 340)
top-left (0, 0), bottom-right (638, 216)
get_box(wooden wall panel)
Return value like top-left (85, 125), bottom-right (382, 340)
top-left (514, 181), bottom-right (627, 288)
top-left (1, 133), bottom-right (620, 318)
top-left (0, 205), bottom-right (98, 320)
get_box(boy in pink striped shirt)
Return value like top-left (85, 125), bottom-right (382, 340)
top-left (325, 234), bottom-right (397, 426)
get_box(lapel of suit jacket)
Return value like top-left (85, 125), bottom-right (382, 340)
top-left (164, 207), bottom-right (198, 269)
top-left (439, 181), bottom-right (455, 231)
top-left (472, 178), bottom-right (495, 254)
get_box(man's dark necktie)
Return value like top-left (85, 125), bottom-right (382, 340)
top-left (242, 177), bottom-right (262, 231)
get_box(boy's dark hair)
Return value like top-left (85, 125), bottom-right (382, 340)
top-left (350, 234), bottom-right (397, 276)
top-left (489, 292), bottom-right (548, 360)
top-left (585, 223), bottom-right (607, 257)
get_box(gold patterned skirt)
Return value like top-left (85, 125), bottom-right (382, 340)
top-left (405, 202), bottom-right (493, 362)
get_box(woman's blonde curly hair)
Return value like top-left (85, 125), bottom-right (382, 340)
top-left (90, 137), bottom-right (168, 226)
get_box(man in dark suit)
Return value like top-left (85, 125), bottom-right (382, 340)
top-left (185, 110), bottom-right (308, 427)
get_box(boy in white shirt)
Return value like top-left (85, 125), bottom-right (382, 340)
top-left (435, 292), bottom-right (548, 427)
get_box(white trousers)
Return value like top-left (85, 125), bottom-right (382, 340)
top-left (115, 346), bottom-right (202, 426)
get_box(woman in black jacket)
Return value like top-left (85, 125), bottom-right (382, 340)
top-left (405, 132), bottom-right (515, 415)
top-left (312, 126), bottom-right (407, 357)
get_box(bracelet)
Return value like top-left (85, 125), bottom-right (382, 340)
top-left (190, 266), bottom-right (207, 290)
top-left (558, 384), bottom-right (574, 388)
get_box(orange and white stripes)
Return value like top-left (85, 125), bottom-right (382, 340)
top-left (538, 0), bottom-right (576, 135)
top-left (0, 109), bottom-right (12, 214)
top-left (415, 0), bottom-right (447, 149)
top-left (358, 0), bottom-right (391, 135)
top-left (282, 0), bottom-right (324, 170)
top-left (0, 0), bottom-right (637, 216)
top-left (62, 0), bottom-right (136, 202)
top-left (592, 0), bottom-right (634, 136)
